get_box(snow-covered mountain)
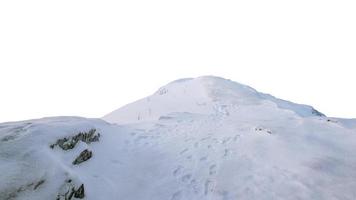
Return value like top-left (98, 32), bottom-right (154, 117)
top-left (103, 76), bottom-right (324, 124)
top-left (1, 76), bottom-right (356, 200)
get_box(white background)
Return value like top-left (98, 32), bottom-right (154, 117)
top-left (0, 0), bottom-right (355, 122)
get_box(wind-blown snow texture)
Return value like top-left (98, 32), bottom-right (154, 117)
top-left (1, 76), bottom-right (356, 200)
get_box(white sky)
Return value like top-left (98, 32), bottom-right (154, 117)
top-left (0, 0), bottom-right (355, 122)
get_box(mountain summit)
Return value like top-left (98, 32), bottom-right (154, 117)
top-left (104, 76), bottom-right (324, 124)
top-left (1, 76), bottom-right (355, 200)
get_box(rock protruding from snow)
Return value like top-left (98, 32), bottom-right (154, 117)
top-left (56, 179), bottom-right (85, 200)
top-left (103, 76), bottom-right (325, 124)
top-left (72, 149), bottom-right (93, 165)
top-left (50, 129), bottom-right (100, 150)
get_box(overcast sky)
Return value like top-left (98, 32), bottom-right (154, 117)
top-left (0, 0), bottom-right (355, 122)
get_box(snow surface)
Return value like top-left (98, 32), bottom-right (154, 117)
top-left (103, 76), bottom-right (325, 124)
top-left (1, 76), bottom-right (356, 200)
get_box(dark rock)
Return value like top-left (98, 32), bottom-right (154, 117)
top-left (67, 188), bottom-right (75, 200)
top-left (74, 184), bottom-right (85, 199)
top-left (327, 119), bottom-right (338, 123)
top-left (73, 149), bottom-right (92, 165)
top-left (50, 129), bottom-right (100, 150)
top-left (56, 180), bottom-right (85, 200)
top-left (33, 179), bottom-right (45, 190)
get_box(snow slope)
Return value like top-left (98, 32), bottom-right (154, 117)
top-left (1, 76), bottom-right (356, 200)
top-left (103, 76), bottom-right (324, 124)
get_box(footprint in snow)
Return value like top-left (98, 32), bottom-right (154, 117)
top-left (194, 142), bottom-right (199, 148)
top-left (223, 149), bottom-right (231, 158)
top-left (218, 190), bottom-right (230, 200)
top-left (221, 137), bottom-right (231, 144)
top-left (181, 174), bottom-right (192, 182)
top-left (200, 156), bottom-right (208, 162)
top-left (212, 138), bottom-right (219, 144)
top-left (179, 148), bottom-right (189, 155)
top-left (171, 191), bottom-right (183, 200)
top-left (233, 134), bottom-right (240, 142)
top-left (173, 166), bottom-right (183, 177)
top-left (184, 138), bottom-right (193, 142)
top-left (189, 179), bottom-right (200, 194)
top-left (200, 137), bottom-right (211, 141)
top-left (209, 164), bottom-right (217, 175)
top-left (204, 180), bottom-right (215, 196)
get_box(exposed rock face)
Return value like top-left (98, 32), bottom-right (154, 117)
top-left (73, 149), bottom-right (92, 165)
top-left (50, 129), bottom-right (100, 150)
top-left (56, 180), bottom-right (85, 200)
top-left (74, 184), bottom-right (85, 198)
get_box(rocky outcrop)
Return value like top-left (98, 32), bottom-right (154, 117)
top-left (74, 184), bottom-right (85, 198)
top-left (1, 179), bottom-right (45, 200)
top-left (56, 179), bottom-right (85, 200)
top-left (49, 129), bottom-right (99, 199)
top-left (73, 149), bottom-right (92, 165)
top-left (50, 129), bottom-right (100, 150)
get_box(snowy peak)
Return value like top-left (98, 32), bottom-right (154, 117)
top-left (156, 76), bottom-right (260, 103)
top-left (194, 76), bottom-right (261, 103)
top-left (103, 76), bottom-right (324, 124)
